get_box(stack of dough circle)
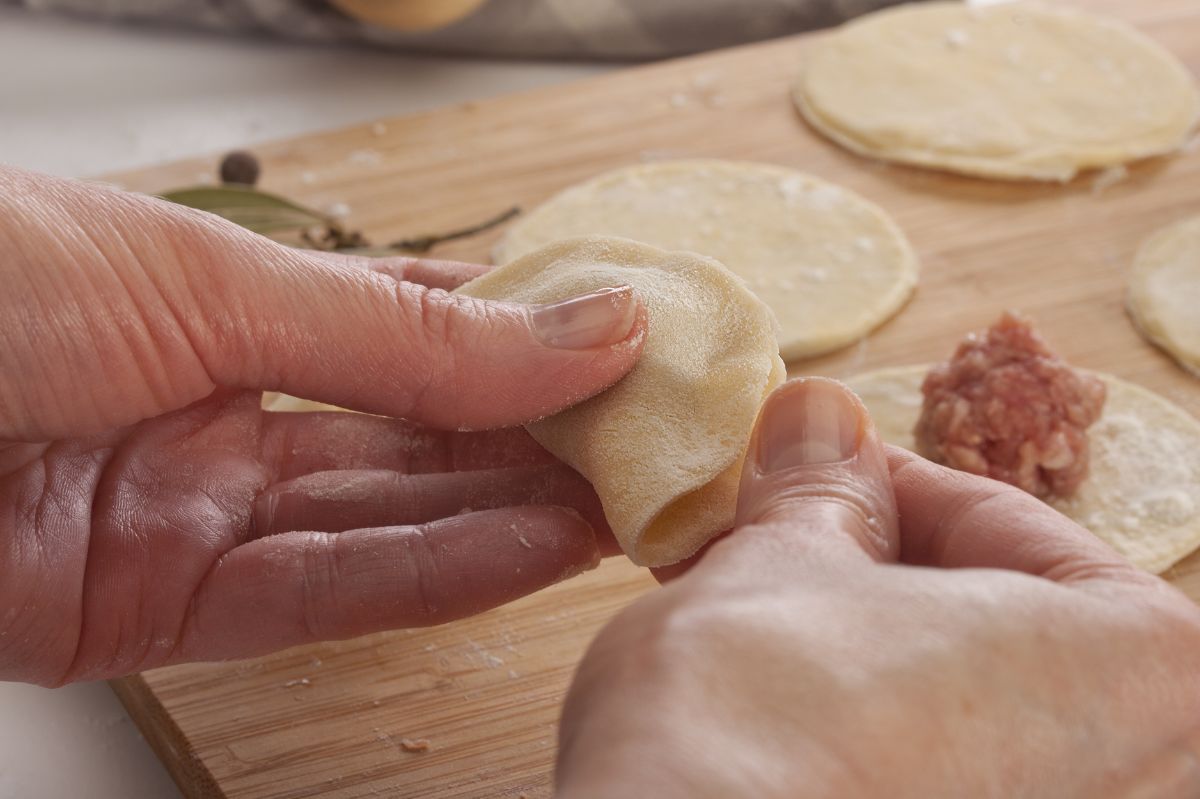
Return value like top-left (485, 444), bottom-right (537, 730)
top-left (496, 159), bottom-right (918, 361)
top-left (458, 236), bottom-right (786, 567)
top-left (794, 2), bottom-right (1200, 181)
top-left (1128, 215), bottom-right (1200, 377)
top-left (844, 366), bottom-right (1200, 573)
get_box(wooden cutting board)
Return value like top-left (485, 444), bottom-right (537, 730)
top-left (107, 1), bottom-right (1200, 796)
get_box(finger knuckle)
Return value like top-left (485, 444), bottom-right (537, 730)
top-left (756, 484), bottom-right (891, 560)
top-left (298, 532), bottom-right (341, 640)
top-left (396, 285), bottom-right (469, 416)
top-left (402, 524), bottom-right (443, 621)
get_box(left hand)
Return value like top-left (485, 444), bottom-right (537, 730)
top-left (0, 167), bottom-right (644, 685)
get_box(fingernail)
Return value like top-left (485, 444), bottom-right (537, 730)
top-left (755, 378), bottom-right (865, 472)
top-left (529, 286), bottom-right (637, 350)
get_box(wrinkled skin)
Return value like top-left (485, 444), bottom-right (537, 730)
top-left (0, 166), bottom-right (645, 686)
top-left (558, 379), bottom-right (1200, 799)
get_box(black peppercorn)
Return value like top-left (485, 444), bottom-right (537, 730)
top-left (219, 151), bottom-right (261, 186)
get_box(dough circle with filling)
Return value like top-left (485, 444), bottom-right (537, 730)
top-left (495, 159), bottom-right (918, 361)
top-left (460, 236), bottom-right (786, 567)
top-left (794, 3), bottom-right (1200, 181)
top-left (1128, 214), bottom-right (1200, 378)
top-left (845, 366), bottom-right (1200, 573)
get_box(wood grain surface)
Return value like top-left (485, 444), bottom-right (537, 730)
top-left (106, 1), bottom-right (1200, 796)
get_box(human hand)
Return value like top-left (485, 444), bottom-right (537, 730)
top-left (557, 378), bottom-right (1200, 798)
top-left (0, 166), bottom-right (645, 686)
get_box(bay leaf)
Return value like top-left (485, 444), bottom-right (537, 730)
top-left (159, 185), bottom-right (331, 235)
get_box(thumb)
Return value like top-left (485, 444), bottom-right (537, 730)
top-left (709, 378), bottom-right (899, 572)
top-left (182, 218), bottom-right (646, 430)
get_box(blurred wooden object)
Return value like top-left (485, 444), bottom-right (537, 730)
top-left (330, 0), bottom-right (489, 31)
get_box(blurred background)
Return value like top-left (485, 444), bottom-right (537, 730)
top-left (0, 6), bottom-right (610, 178)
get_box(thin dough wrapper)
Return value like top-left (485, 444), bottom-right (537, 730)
top-left (497, 160), bottom-right (918, 361)
top-left (458, 236), bottom-right (786, 567)
top-left (845, 366), bottom-right (1200, 573)
top-left (1128, 215), bottom-right (1200, 378)
top-left (794, 3), bottom-right (1200, 181)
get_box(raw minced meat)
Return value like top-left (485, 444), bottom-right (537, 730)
top-left (914, 312), bottom-right (1106, 499)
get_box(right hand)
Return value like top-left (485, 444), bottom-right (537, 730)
top-left (557, 378), bottom-right (1200, 798)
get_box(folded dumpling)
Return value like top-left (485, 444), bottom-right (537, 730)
top-left (456, 236), bottom-right (785, 566)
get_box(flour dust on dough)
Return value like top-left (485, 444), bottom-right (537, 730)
top-left (845, 366), bottom-right (1200, 573)
top-left (794, 2), bottom-right (1200, 181)
top-left (458, 236), bottom-right (786, 567)
top-left (1128, 214), bottom-right (1200, 378)
top-left (495, 159), bottom-right (918, 362)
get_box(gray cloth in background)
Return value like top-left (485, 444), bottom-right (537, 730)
top-left (2, 0), bottom-right (912, 59)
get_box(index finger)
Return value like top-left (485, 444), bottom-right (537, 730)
top-left (887, 446), bottom-right (1146, 584)
top-left (312, 250), bottom-right (492, 291)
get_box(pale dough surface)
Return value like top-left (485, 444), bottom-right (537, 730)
top-left (1128, 214), bottom-right (1200, 378)
top-left (845, 366), bottom-right (1200, 573)
top-left (794, 2), bottom-right (1200, 181)
top-left (496, 159), bottom-right (918, 361)
top-left (458, 236), bottom-right (785, 567)
top-left (262, 393), bottom-right (345, 413)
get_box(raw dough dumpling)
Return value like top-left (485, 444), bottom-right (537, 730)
top-left (458, 236), bottom-right (785, 567)
top-left (1128, 214), bottom-right (1200, 377)
top-left (495, 160), bottom-right (918, 361)
top-left (794, 3), bottom-right (1200, 181)
top-left (845, 366), bottom-right (1200, 573)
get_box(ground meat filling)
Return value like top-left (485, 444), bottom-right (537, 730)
top-left (914, 312), bottom-right (1107, 499)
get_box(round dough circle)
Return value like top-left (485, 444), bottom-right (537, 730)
top-left (1128, 214), bottom-right (1200, 378)
top-left (459, 235), bottom-right (785, 567)
top-left (845, 366), bottom-right (1200, 573)
top-left (794, 2), bottom-right (1200, 181)
top-left (496, 159), bottom-right (918, 361)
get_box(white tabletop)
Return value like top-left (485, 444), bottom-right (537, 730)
top-left (0, 8), bottom-right (611, 797)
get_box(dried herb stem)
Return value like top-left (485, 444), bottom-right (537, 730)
top-left (159, 151), bottom-right (520, 257)
top-left (389, 206), bottom-right (521, 253)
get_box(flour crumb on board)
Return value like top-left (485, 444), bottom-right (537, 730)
top-left (690, 69), bottom-right (720, 90)
top-left (400, 738), bottom-right (431, 753)
top-left (944, 28), bottom-right (970, 48)
top-left (325, 201), bottom-right (351, 219)
top-left (371, 121), bottom-right (388, 137)
top-left (1091, 165), bottom-right (1128, 194)
top-left (300, 171), bottom-right (317, 185)
top-left (283, 677), bottom-right (311, 688)
top-left (690, 69), bottom-right (727, 108)
top-left (468, 638), bottom-right (506, 669)
top-left (347, 148), bottom-right (383, 168)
